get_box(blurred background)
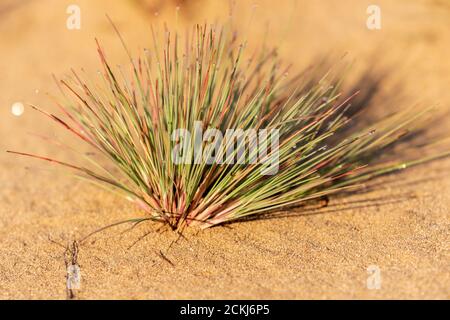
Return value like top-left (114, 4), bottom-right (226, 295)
top-left (2, 0), bottom-right (450, 155)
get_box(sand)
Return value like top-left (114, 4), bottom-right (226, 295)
top-left (0, 0), bottom-right (449, 299)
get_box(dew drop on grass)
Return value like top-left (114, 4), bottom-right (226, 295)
top-left (11, 102), bottom-right (24, 116)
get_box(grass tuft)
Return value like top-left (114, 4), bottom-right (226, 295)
top-left (8, 23), bottom-right (450, 230)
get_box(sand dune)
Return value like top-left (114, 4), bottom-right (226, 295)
top-left (0, 0), bottom-right (449, 299)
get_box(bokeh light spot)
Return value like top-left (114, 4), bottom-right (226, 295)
top-left (11, 102), bottom-right (25, 116)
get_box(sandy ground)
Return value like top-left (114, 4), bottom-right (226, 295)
top-left (0, 0), bottom-right (449, 299)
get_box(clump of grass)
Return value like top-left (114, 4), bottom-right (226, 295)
top-left (8, 23), bottom-right (449, 230)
